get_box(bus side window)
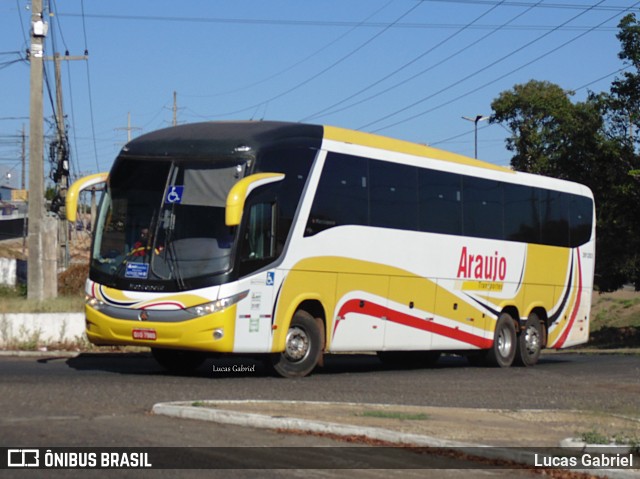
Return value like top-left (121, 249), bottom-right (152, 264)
top-left (418, 169), bottom-right (462, 236)
top-left (305, 153), bottom-right (368, 236)
top-left (241, 202), bottom-right (276, 261)
top-left (540, 189), bottom-right (569, 247)
top-left (569, 194), bottom-right (593, 247)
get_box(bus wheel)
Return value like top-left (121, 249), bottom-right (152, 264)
top-left (515, 313), bottom-right (543, 367)
top-left (151, 348), bottom-right (206, 374)
top-left (486, 312), bottom-right (517, 367)
top-left (271, 310), bottom-right (323, 378)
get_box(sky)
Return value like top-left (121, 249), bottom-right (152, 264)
top-left (0, 0), bottom-right (637, 190)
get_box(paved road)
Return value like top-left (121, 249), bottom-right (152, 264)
top-left (1, 351), bottom-right (638, 477)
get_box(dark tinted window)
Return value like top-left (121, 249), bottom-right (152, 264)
top-left (304, 152), bottom-right (592, 247)
top-left (463, 177), bottom-right (503, 239)
top-left (418, 169), bottom-right (462, 235)
top-left (503, 183), bottom-right (540, 243)
top-left (305, 153), bottom-right (368, 236)
top-left (540, 189), bottom-right (569, 247)
top-left (569, 195), bottom-right (593, 247)
top-left (370, 159), bottom-right (418, 230)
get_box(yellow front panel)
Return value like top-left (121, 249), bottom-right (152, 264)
top-left (85, 304), bottom-right (237, 353)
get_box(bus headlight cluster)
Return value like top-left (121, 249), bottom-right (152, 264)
top-left (85, 295), bottom-right (105, 311)
top-left (187, 290), bottom-right (249, 317)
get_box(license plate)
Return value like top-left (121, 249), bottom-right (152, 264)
top-left (132, 328), bottom-right (157, 340)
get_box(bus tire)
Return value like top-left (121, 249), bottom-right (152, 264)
top-left (486, 312), bottom-right (517, 368)
top-left (151, 348), bottom-right (206, 374)
top-left (271, 310), bottom-right (323, 378)
top-left (515, 313), bottom-right (543, 367)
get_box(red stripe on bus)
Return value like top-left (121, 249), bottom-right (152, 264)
top-left (553, 250), bottom-right (583, 349)
top-left (335, 299), bottom-right (492, 349)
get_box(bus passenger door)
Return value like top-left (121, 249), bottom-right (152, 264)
top-left (330, 274), bottom-right (387, 351)
top-left (233, 200), bottom-right (278, 353)
top-left (383, 277), bottom-right (436, 351)
top-left (233, 270), bottom-right (276, 353)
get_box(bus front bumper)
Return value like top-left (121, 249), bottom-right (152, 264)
top-left (84, 304), bottom-right (237, 353)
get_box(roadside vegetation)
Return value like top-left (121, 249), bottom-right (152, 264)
top-left (589, 290), bottom-right (640, 348)
top-left (0, 262), bottom-right (86, 314)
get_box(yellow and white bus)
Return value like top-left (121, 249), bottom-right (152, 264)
top-left (67, 121), bottom-right (595, 377)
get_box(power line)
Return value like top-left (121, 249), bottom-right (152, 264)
top-left (50, 0), bottom-right (82, 179)
top-left (301, 0), bottom-right (539, 122)
top-left (14, 0), bottom-right (28, 47)
top-left (56, 2), bottom-right (634, 28)
top-left (573, 66), bottom-right (631, 92)
top-left (49, 0), bottom-right (70, 53)
top-left (182, 0), bottom-right (395, 99)
top-left (374, 3), bottom-right (639, 134)
top-left (195, 0), bottom-right (424, 119)
top-left (80, 0), bottom-right (100, 172)
top-left (417, 0), bottom-right (634, 10)
top-left (359, 0), bottom-right (619, 131)
top-left (428, 66), bottom-right (633, 149)
top-left (0, 57), bottom-right (27, 71)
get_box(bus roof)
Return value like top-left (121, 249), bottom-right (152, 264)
top-left (323, 125), bottom-right (513, 174)
top-left (120, 121), bottom-right (508, 172)
top-left (120, 120), bottom-right (511, 175)
top-left (120, 121), bottom-right (323, 160)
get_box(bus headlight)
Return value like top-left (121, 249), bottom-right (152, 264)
top-left (86, 295), bottom-right (105, 311)
top-left (187, 290), bottom-right (249, 317)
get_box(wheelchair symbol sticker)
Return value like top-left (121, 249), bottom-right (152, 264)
top-left (266, 272), bottom-right (274, 286)
top-left (165, 186), bottom-right (184, 204)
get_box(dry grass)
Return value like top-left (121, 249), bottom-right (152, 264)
top-left (591, 289), bottom-right (640, 329)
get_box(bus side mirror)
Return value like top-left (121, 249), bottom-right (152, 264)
top-left (66, 172), bottom-right (108, 222)
top-left (225, 173), bottom-right (285, 226)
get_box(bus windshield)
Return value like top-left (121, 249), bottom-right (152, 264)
top-left (91, 158), bottom-right (246, 286)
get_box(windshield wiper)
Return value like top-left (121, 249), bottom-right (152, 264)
top-left (159, 207), bottom-right (186, 290)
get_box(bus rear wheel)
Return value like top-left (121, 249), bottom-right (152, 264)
top-left (151, 348), bottom-right (207, 374)
top-left (486, 312), bottom-right (517, 367)
top-left (515, 313), bottom-right (543, 367)
top-left (271, 310), bottom-right (323, 378)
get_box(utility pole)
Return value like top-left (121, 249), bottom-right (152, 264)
top-left (27, 0), bottom-right (56, 300)
top-left (173, 91), bottom-right (178, 126)
top-left (48, 52), bottom-right (87, 269)
top-left (21, 125), bottom-right (26, 190)
top-left (21, 125), bottom-right (27, 254)
top-left (115, 112), bottom-right (141, 143)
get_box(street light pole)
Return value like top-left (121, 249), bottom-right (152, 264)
top-left (462, 115), bottom-right (490, 159)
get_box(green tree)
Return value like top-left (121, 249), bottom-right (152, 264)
top-left (594, 13), bottom-right (640, 290)
top-left (490, 14), bottom-right (640, 291)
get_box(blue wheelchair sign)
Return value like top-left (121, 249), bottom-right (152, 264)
top-left (165, 186), bottom-right (184, 204)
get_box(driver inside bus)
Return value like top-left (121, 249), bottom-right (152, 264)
top-left (131, 228), bottom-right (150, 257)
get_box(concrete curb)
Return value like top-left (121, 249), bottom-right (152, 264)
top-left (152, 400), bottom-right (640, 477)
top-left (151, 400), bottom-right (530, 469)
top-left (153, 400), bottom-right (479, 448)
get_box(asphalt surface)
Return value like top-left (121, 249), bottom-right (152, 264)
top-left (1, 350), bottom-right (639, 477)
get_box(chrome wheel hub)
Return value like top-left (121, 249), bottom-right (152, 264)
top-left (284, 326), bottom-right (310, 362)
